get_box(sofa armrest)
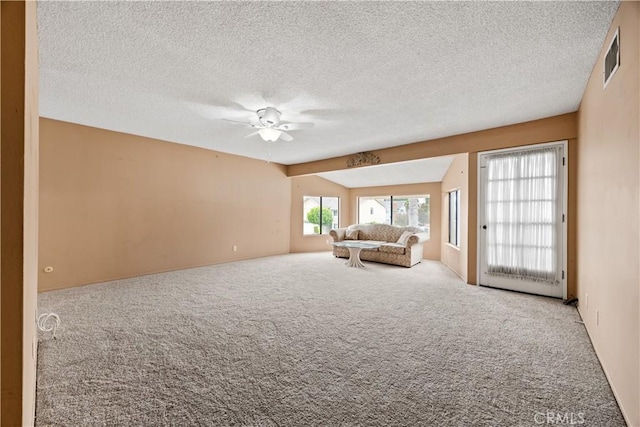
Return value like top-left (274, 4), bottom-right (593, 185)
top-left (407, 232), bottom-right (429, 246)
top-left (330, 228), bottom-right (346, 242)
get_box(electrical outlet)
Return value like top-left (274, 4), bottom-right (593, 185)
top-left (585, 293), bottom-right (589, 309)
top-left (233, 245), bottom-right (237, 252)
top-left (596, 309), bottom-right (599, 326)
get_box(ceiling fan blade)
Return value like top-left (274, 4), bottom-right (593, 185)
top-left (227, 100), bottom-right (255, 113)
top-left (298, 108), bottom-right (345, 117)
top-left (276, 122), bottom-right (314, 131)
top-left (244, 131), bottom-right (261, 138)
top-left (191, 96), bottom-right (254, 113)
top-left (187, 100), bottom-right (255, 120)
top-left (222, 118), bottom-right (254, 127)
top-left (279, 131), bottom-right (294, 142)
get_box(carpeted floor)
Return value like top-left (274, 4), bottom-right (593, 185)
top-left (36, 253), bottom-right (625, 426)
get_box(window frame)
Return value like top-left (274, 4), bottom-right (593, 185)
top-left (448, 189), bottom-right (460, 247)
top-left (357, 195), bottom-right (430, 232)
top-left (303, 196), bottom-right (340, 236)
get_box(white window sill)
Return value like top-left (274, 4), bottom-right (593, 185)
top-left (446, 243), bottom-right (461, 251)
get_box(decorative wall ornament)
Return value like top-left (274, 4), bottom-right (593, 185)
top-left (346, 152), bottom-right (380, 168)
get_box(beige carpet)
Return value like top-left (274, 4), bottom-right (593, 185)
top-left (36, 253), bottom-right (625, 426)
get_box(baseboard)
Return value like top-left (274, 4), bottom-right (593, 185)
top-left (38, 251), bottom-right (290, 293)
top-left (440, 259), bottom-right (468, 283)
top-left (576, 306), bottom-right (634, 427)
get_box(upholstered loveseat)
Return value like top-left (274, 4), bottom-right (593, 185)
top-left (329, 224), bottom-right (429, 267)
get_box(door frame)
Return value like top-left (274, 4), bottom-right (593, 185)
top-left (476, 140), bottom-right (568, 299)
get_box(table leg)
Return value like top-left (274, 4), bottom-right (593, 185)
top-left (345, 247), bottom-right (366, 268)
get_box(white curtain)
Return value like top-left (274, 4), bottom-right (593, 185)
top-left (485, 146), bottom-right (560, 284)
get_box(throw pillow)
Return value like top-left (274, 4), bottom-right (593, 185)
top-left (345, 229), bottom-right (359, 240)
top-left (396, 231), bottom-right (413, 246)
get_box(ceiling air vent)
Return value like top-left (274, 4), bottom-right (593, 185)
top-left (603, 27), bottom-right (620, 89)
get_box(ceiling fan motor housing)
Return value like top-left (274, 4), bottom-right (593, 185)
top-left (257, 107), bottom-right (281, 127)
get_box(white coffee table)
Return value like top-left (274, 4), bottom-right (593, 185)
top-left (332, 241), bottom-right (382, 268)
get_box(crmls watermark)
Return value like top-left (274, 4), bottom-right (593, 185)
top-left (534, 411), bottom-right (586, 425)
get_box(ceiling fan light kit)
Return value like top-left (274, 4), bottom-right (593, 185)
top-left (258, 128), bottom-right (282, 142)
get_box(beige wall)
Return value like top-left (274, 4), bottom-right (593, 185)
top-left (23, 0), bottom-right (39, 423)
top-left (289, 176), bottom-right (441, 260)
top-left (576, 2), bottom-right (639, 425)
top-left (39, 119), bottom-right (291, 291)
top-left (290, 175), bottom-right (349, 253)
top-left (289, 115), bottom-right (578, 286)
top-left (288, 114), bottom-right (576, 177)
top-left (289, 119), bottom-right (575, 284)
top-left (441, 154), bottom-right (469, 281)
top-left (348, 183), bottom-right (442, 260)
top-left (466, 153), bottom-right (478, 285)
top-left (1, 1), bottom-right (39, 425)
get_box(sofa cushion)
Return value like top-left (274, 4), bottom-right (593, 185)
top-left (345, 229), bottom-right (359, 240)
top-left (363, 240), bottom-right (386, 246)
top-left (356, 241), bottom-right (385, 252)
top-left (353, 224), bottom-right (420, 242)
top-left (396, 230), bottom-right (413, 246)
top-left (379, 243), bottom-right (406, 255)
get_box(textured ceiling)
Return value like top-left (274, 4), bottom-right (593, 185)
top-left (38, 1), bottom-right (619, 167)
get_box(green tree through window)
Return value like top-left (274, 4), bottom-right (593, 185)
top-left (306, 206), bottom-right (334, 234)
top-left (303, 196), bottom-right (339, 235)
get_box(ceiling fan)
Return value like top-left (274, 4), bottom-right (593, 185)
top-left (223, 106), bottom-right (314, 142)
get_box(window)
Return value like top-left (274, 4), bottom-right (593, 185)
top-left (603, 27), bottom-right (620, 88)
top-left (358, 195), bottom-right (430, 233)
top-left (448, 189), bottom-right (460, 246)
top-left (303, 196), bottom-right (339, 235)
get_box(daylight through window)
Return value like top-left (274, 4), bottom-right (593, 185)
top-left (303, 196), bottom-right (339, 235)
top-left (448, 189), bottom-right (460, 246)
top-left (357, 195), bottom-right (430, 234)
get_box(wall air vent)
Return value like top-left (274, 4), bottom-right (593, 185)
top-left (603, 27), bottom-right (620, 89)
